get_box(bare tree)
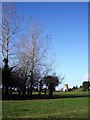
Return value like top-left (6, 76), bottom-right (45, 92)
top-left (17, 18), bottom-right (55, 96)
top-left (1, 2), bottom-right (23, 95)
top-left (0, 2), bottom-right (23, 67)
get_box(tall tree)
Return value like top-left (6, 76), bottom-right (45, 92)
top-left (1, 2), bottom-right (23, 95)
top-left (0, 2), bottom-right (23, 67)
top-left (17, 18), bottom-right (54, 96)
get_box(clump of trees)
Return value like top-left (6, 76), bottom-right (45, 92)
top-left (68, 81), bottom-right (90, 92)
top-left (1, 3), bottom-right (63, 98)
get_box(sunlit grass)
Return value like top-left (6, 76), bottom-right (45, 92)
top-left (53, 91), bottom-right (89, 96)
top-left (2, 97), bottom-right (88, 118)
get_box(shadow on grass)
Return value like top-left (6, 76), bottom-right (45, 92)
top-left (2, 93), bottom-right (89, 100)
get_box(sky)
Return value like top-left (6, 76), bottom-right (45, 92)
top-left (15, 2), bottom-right (88, 89)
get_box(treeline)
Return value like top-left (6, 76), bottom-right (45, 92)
top-left (1, 3), bottom-right (63, 99)
top-left (2, 60), bottom-right (60, 97)
top-left (67, 81), bottom-right (90, 92)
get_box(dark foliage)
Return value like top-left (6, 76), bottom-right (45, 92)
top-left (44, 76), bottom-right (59, 96)
top-left (82, 81), bottom-right (90, 91)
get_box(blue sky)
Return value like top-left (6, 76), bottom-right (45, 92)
top-left (15, 2), bottom-right (88, 89)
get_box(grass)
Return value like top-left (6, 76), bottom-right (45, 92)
top-left (2, 97), bottom-right (89, 119)
top-left (53, 91), bottom-right (89, 96)
top-left (53, 91), bottom-right (89, 95)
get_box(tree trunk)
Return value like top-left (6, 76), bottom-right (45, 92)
top-left (49, 84), bottom-right (54, 97)
top-left (30, 71), bottom-right (33, 97)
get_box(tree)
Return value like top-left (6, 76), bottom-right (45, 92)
top-left (82, 81), bottom-right (89, 91)
top-left (1, 2), bottom-right (23, 95)
top-left (17, 18), bottom-right (54, 96)
top-left (38, 80), bottom-right (43, 95)
top-left (2, 59), bottom-right (23, 95)
top-left (2, 60), bottom-right (12, 95)
top-left (1, 2), bottom-right (23, 67)
top-left (72, 85), bottom-right (78, 91)
top-left (44, 74), bottom-right (63, 96)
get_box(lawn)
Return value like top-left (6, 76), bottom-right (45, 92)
top-left (2, 97), bottom-right (89, 119)
top-left (53, 91), bottom-right (89, 95)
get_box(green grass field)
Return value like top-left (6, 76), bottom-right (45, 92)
top-left (53, 91), bottom-right (89, 96)
top-left (2, 91), bottom-right (89, 119)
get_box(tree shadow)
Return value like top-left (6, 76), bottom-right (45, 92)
top-left (2, 93), bottom-right (89, 100)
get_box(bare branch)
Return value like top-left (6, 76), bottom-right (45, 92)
top-left (0, 24), bottom-right (7, 32)
top-left (1, 2), bottom-right (23, 66)
top-left (8, 52), bottom-right (18, 56)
